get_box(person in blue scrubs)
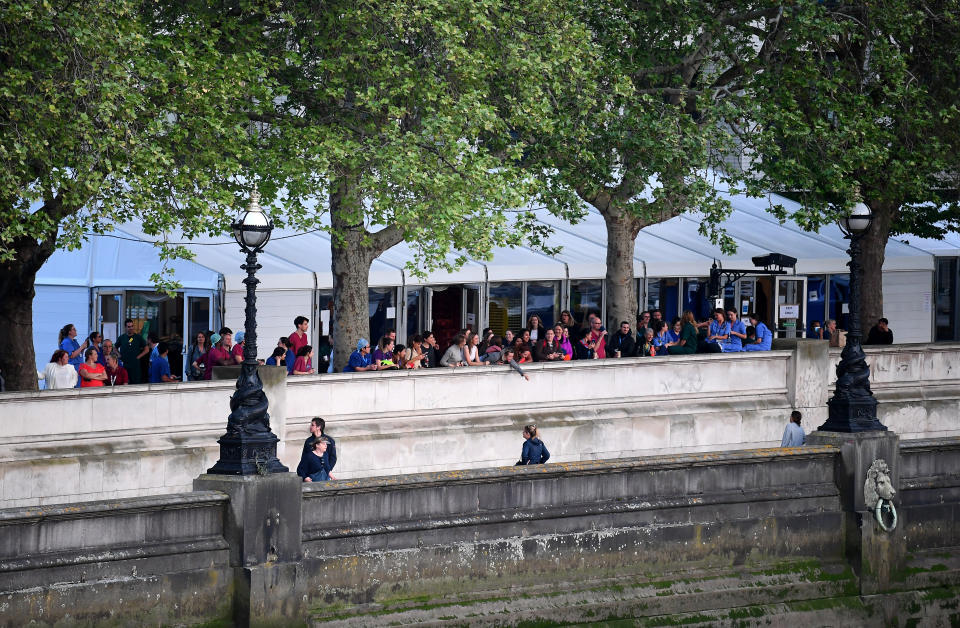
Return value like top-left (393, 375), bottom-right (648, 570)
top-left (743, 312), bottom-right (773, 351)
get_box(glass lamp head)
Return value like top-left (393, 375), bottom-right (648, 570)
top-left (839, 201), bottom-right (873, 236)
top-left (233, 191), bottom-right (273, 253)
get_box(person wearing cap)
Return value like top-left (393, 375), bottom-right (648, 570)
top-left (343, 338), bottom-right (378, 372)
top-left (202, 332), bottom-right (227, 380)
top-left (232, 331), bottom-right (246, 364)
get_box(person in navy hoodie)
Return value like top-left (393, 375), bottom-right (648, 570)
top-left (517, 424), bottom-right (550, 465)
top-left (298, 437), bottom-right (335, 482)
top-left (298, 416), bottom-right (337, 474)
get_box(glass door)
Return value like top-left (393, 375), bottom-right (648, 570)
top-left (464, 283), bottom-right (481, 333)
top-left (775, 278), bottom-right (807, 339)
top-left (184, 292), bottom-right (213, 378)
top-left (95, 290), bottom-right (123, 343)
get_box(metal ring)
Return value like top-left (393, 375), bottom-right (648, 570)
top-left (874, 498), bottom-right (898, 532)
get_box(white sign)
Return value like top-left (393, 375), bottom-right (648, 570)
top-left (922, 292), bottom-right (932, 313)
top-left (320, 310), bottom-right (330, 326)
top-left (386, 307), bottom-right (396, 319)
top-left (842, 303), bottom-right (850, 314)
top-left (466, 313), bottom-right (476, 324)
top-left (808, 291), bottom-right (818, 301)
top-left (779, 304), bottom-right (800, 319)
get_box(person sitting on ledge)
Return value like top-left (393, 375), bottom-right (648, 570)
top-left (298, 437), bottom-right (335, 482)
top-left (780, 410), bottom-right (805, 447)
top-left (667, 311), bottom-right (698, 355)
top-left (743, 313), bottom-right (773, 352)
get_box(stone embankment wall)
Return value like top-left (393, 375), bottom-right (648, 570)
top-left (1, 341), bottom-right (959, 507)
top-left (1, 440), bottom-right (958, 626)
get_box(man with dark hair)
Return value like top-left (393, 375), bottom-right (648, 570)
top-left (780, 410), bottom-right (805, 447)
top-left (606, 321), bottom-right (635, 358)
top-left (117, 318), bottom-right (148, 384)
top-left (865, 318), bottom-right (894, 345)
top-left (290, 316), bottom-right (310, 357)
top-left (421, 330), bottom-right (439, 368)
top-left (299, 417), bottom-right (337, 474)
top-left (147, 331), bottom-right (160, 367)
top-left (149, 341), bottom-right (177, 383)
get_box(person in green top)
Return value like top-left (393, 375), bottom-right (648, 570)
top-left (667, 311), bottom-right (699, 355)
top-left (117, 318), bottom-right (149, 384)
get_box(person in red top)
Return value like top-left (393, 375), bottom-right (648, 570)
top-left (289, 316), bottom-right (309, 357)
top-left (203, 330), bottom-right (235, 380)
top-left (78, 347), bottom-right (107, 387)
top-left (581, 314), bottom-right (608, 359)
top-left (105, 353), bottom-right (129, 386)
top-left (232, 331), bottom-right (246, 364)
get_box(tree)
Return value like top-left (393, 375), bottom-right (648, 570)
top-left (0, 1), bottom-right (277, 390)
top-left (743, 1), bottom-right (960, 327)
top-left (526, 1), bottom-right (797, 329)
top-left (252, 0), bottom-right (587, 371)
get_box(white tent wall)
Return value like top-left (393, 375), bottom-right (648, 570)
top-left (224, 289), bottom-right (314, 361)
top-left (32, 286), bottom-right (90, 374)
top-left (881, 271), bottom-right (935, 343)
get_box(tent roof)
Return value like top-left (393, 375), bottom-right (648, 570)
top-left (37, 184), bottom-right (939, 292)
top-left (36, 229), bottom-right (221, 290)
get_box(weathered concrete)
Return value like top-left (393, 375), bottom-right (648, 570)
top-left (0, 492), bottom-right (233, 626)
top-left (2, 342), bottom-right (959, 508)
top-left (1, 440), bottom-right (959, 626)
top-left (194, 472), bottom-right (306, 627)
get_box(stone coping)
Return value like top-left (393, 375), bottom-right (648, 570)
top-left (303, 445), bottom-right (840, 496)
top-left (0, 349), bottom-right (794, 401)
top-left (0, 490), bottom-right (228, 523)
top-left (900, 436), bottom-right (960, 451)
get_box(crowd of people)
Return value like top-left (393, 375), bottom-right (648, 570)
top-left (38, 309), bottom-right (893, 390)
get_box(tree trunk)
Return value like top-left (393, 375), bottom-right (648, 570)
top-left (328, 176), bottom-right (402, 372)
top-left (0, 236), bottom-right (57, 391)
top-left (601, 211), bottom-right (642, 330)
top-left (859, 199), bottom-right (897, 334)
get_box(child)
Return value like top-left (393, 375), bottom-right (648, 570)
top-left (517, 424), bottom-right (550, 465)
top-left (298, 437), bottom-right (335, 482)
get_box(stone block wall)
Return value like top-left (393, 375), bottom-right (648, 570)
top-left (2, 342), bottom-right (959, 507)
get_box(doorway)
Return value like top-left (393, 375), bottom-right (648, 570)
top-left (775, 278), bottom-right (807, 339)
top-left (429, 285), bottom-right (463, 350)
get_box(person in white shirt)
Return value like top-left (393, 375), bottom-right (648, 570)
top-left (39, 349), bottom-right (80, 390)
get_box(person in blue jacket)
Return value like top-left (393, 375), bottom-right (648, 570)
top-left (743, 312), bottom-right (773, 351)
top-left (298, 437), bottom-right (335, 482)
top-left (517, 424), bottom-right (550, 465)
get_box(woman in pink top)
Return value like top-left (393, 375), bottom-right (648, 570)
top-left (293, 345), bottom-right (315, 375)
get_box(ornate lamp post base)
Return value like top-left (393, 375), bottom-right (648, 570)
top-left (820, 396), bottom-right (886, 433)
top-left (207, 431), bottom-right (288, 475)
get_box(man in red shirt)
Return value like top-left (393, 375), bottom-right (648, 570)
top-left (289, 316), bottom-right (310, 356)
top-left (581, 314), bottom-right (608, 359)
top-left (232, 331), bottom-right (246, 364)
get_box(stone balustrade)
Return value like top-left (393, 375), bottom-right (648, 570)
top-left (1, 341), bottom-right (958, 507)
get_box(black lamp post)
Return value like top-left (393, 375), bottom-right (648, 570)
top-left (208, 192), bottom-right (289, 474)
top-left (818, 201), bottom-right (887, 432)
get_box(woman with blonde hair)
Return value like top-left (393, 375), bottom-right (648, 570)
top-left (667, 310), bottom-right (699, 355)
top-left (517, 424), bottom-right (550, 465)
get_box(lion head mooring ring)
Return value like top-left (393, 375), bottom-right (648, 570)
top-left (875, 497), bottom-right (898, 532)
